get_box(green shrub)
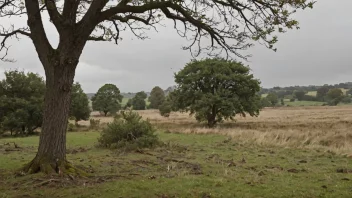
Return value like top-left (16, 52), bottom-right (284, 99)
top-left (97, 110), bottom-right (161, 150)
top-left (67, 123), bottom-right (76, 132)
top-left (159, 100), bottom-right (172, 117)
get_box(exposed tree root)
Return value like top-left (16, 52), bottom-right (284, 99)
top-left (20, 156), bottom-right (88, 177)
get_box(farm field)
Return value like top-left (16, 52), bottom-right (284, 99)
top-left (1, 107), bottom-right (352, 197)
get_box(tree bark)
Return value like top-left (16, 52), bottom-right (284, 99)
top-left (23, 53), bottom-right (78, 174)
top-left (207, 105), bottom-right (217, 128)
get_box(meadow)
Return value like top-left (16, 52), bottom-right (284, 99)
top-left (1, 106), bottom-right (352, 197)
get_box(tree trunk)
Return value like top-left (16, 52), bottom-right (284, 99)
top-left (207, 105), bottom-right (217, 128)
top-left (23, 58), bottom-right (78, 174)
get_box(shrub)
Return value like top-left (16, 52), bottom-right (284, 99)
top-left (67, 123), bottom-right (76, 132)
top-left (341, 96), bottom-right (352, 104)
top-left (97, 110), bottom-right (161, 150)
top-left (289, 98), bottom-right (295, 102)
top-left (159, 100), bottom-right (172, 117)
top-left (301, 95), bottom-right (317, 101)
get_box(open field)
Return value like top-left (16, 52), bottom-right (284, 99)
top-left (87, 106), bottom-right (352, 155)
top-left (1, 106), bottom-right (352, 197)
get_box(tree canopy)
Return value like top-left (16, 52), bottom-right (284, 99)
top-left (172, 58), bottom-right (261, 127)
top-left (266, 92), bottom-right (278, 106)
top-left (0, 70), bottom-right (45, 136)
top-left (132, 91), bottom-right (147, 110)
top-left (92, 84), bottom-right (123, 116)
top-left (294, 90), bottom-right (306, 101)
top-left (327, 88), bottom-right (343, 106)
top-left (148, 86), bottom-right (165, 109)
top-left (69, 82), bottom-right (91, 122)
top-left (0, 0), bottom-right (314, 61)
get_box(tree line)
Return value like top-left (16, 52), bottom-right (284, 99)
top-left (260, 87), bottom-right (351, 107)
top-left (0, 70), bottom-right (91, 136)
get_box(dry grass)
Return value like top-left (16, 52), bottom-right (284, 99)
top-left (82, 106), bottom-right (352, 155)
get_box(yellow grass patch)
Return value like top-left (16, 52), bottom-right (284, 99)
top-left (82, 106), bottom-right (352, 155)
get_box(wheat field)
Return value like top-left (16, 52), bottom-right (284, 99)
top-left (84, 106), bottom-right (352, 155)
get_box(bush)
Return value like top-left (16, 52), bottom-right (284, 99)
top-left (289, 98), bottom-right (295, 102)
top-left (67, 123), bottom-right (76, 132)
top-left (97, 110), bottom-right (161, 150)
top-left (301, 95), bottom-right (317, 101)
top-left (159, 100), bottom-right (172, 117)
top-left (341, 96), bottom-right (352, 104)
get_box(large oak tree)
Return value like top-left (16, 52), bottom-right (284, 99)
top-left (0, 0), bottom-right (314, 174)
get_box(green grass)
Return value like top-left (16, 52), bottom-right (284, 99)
top-left (1, 132), bottom-right (352, 197)
top-left (306, 91), bottom-right (317, 96)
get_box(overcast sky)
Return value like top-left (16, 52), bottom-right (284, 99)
top-left (0, 0), bottom-right (351, 93)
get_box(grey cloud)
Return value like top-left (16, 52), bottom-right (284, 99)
top-left (1, 0), bottom-right (352, 92)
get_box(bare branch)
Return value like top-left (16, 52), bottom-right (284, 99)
top-left (0, 25), bottom-right (30, 61)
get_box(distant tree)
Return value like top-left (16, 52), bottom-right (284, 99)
top-left (0, 70), bottom-right (45, 136)
top-left (294, 90), bottom-right (306, 101)
top-left (266, 92), bottom-right (278, 106)
top-left (280, 98), bottom-right (285, 106)
top-left (260, 97), bottom-right (271, 108)
top-left (316, 86), bottom-right (329, 101)
top-left (132, 91), bottom-right (147, 110)
top-left (273, 86), bottom-right (281, 90)
top-left (125, 99), bottom-right (133, 109)
top-left (69, 82), bottom-right (91, 124)
top-left (341, 96), bottom-right (352, 104)
top-left (302, 95), bottom-right (317, 101)
top-left (92, 84), bottom-right (123, 116)
top-left (159, 100), bottom-right (172, 117)
top-left (276, 90), bottom-right (287, 99)
top-left (148, 86), bottom-right (165, 109)
top-left (327, 88), bottom-right (344, 106)
top-left (172, 58), bottom-right (261, 127)
top-left (346, 89), bottom-right (352, 96)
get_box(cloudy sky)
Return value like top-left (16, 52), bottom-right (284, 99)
top-left (0, 0), bottom-right (351, 93)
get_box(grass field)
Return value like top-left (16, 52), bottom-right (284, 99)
top-left (1, 107), bottom-right (352, 197)
top-left (285, 100), bottom-right (325, 106)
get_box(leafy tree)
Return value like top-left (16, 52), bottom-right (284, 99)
top-left (341, 96), bottom-right (352, 104)
top-left (294, 91), bottom-right (306, 101)
top-left (125, 99), bottom-right (133, 109)
top-left (346, 89), bottom-right (352, 96)
top-left (280, 98), bottom-right (285, 106)
top-left (132, 91), bottom-right (147, 110)
top-left (69, 82), bottom-right (91, 123)
top-left (172, 58), bottom-right (261, 127)
top-left (276, 90), bottom-right (287, 99)
top-left (327, 88), bottom-right (344, 106)
top-left (0, 0), bottom-right (314, 174)
top-left (301, 95), bottom-right (317, 101)
top-left (260, 97), bottom-right (271, 108)
top-left (317, 86), bottom-right (329, 101)
top-left (148, 86), bottom-right (165, 109)
top-left (92, 84), bottom-right (123, 116)
top-left (159, 99), bottom-right (172, 117)
top-left (266, 92), bottom-right (278, 106)
top-left (0, 70), bottom-right (45, 136)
